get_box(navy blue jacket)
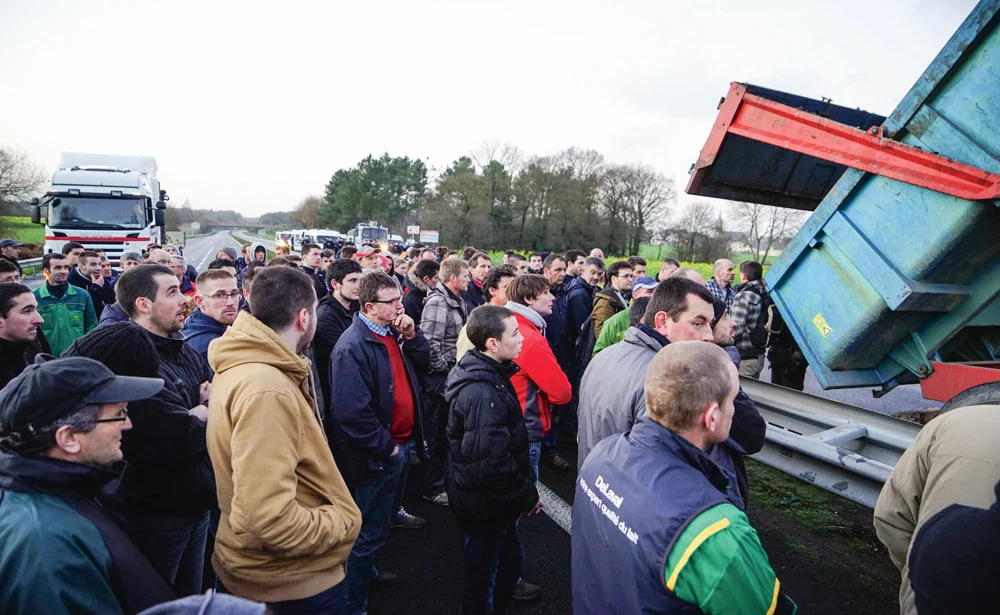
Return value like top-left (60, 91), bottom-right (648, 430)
top-left (328, 315), bottom-right (431, 486)
top-left (181, 309), bottom-right (227, 360)
top-left (573, 417), bottom-right (743, 614)
top-left (565, 277), bottom-right (597, 352)
top-left (543, 281), bottom-right (571, 366)
top-left (97, 302), bottom-right (129, 327)
top-left (301, 266), bottom-right (328, 300)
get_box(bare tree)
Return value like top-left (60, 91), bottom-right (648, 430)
top-left (736, 202), bottom-right (808, 263)
top-left (620, 164), bottom-right (675, 255)
top-left (470, 139), bottom-right (524, 177)
top-left (671, 201), bottom-right (716, 262)
top-left (0, 147), bottom-right (46, 204)
top-left (292, 195), bottom-right (324, 228)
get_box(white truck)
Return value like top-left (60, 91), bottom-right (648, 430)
top-left (31, 152), bottom-right (168, 264)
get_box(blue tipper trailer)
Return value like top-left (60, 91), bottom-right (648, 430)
top-left (687, 0), bottom-right (1000, 407)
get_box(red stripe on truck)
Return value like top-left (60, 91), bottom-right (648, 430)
top-left (45, 236), bottom-right (151, 242)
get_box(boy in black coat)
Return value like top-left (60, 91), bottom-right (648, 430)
top-left (445, 305), bottom-right (543, 615)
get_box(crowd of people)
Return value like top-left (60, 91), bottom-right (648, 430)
top-left (0, 235), bottom-right (994, 615)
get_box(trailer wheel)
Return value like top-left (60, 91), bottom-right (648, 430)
top-left (939, 381), bottom-right (1000, 414)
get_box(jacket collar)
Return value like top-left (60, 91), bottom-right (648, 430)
top-left (431, 282), bottom-right (463, 308)
top-left (629, 417), bottom-right (731, 495)
top-left (0, 448), bottom-right (125, 499)
top-left (319, 294), bottom-right (359, 319)
top-left (37, 282), bottom-right (79, 300)
top-left (145, 328), bottom-right (187, 359)
top-left (184, 308), bottom-right (227, 334)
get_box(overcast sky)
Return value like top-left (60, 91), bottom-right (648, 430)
top-left (0, 0), bottom-right (980, 220)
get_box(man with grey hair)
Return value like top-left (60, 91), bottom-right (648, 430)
top-left (705, 258), bottom-right (735, 310)
top-left (573, 341), bottom-right (794, 615)
top-left (0, 357), bottom-right (175, 614)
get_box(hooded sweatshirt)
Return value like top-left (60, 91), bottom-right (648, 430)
top-left (249, 243), bottom-right (268, 266)
top-left (181, 308), bottom-right (228, 360)
top-left (206, 312), bottom-right (361, 603)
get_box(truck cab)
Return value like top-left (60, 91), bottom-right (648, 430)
top-left (32, 153), bottom-right (167, 265)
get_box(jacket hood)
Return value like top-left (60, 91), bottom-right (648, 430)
top-left (250, 243), bottom-right (267, 263)
top-left (208, 311), bottom-right (310, 381)
top-left (0, 448), bottom-right (124, 498)
top-left (505, 300), bottom-right (546, 336)
top-left (428, 282), bottom-right (462, 308)
top-left (406, 268), bottom-right (429, 293)
top-left (445, 349), bottom-right (519, 404)
top-left (183, 309), bottom-right (228, 338)
top-left (623, 325), bottom-right (667, 353)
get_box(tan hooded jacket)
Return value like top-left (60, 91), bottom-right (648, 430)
top-left (207, 311), bottom-right (361, 602)
top-left (874, 404), bottom-right (1000, 614)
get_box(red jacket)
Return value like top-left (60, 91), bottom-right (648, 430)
top-left (510, 311), bottom-right (572, 439)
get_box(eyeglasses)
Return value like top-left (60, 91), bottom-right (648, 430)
top-left (202, 291), bottom-right (241, 301)
top-left (370, 296), bottom-right (402, 306)
top-left (93, 408), bottom-right (129, 424)
top-left (152, 259), bottom-right (173, 265)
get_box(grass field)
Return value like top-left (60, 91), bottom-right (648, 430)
top-left (0, 216), bottom-right (44, 244)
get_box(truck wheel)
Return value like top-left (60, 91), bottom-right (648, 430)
top-left (939, 381), bottom-right (1000, 414)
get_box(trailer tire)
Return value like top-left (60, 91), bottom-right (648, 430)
top-left (939, 381), bottom-right (1000, 414)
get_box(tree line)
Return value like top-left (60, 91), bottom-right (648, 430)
top-left (306, 144), bottom-right (676, 255)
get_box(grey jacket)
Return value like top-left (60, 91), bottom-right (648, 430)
top-left (577, 325), bottom-right (661, 470)
top-left (421, 283), bottom-right (468, 374)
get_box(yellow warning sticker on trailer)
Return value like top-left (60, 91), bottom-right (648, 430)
top-left (812, 314), bottom-right (833, 337)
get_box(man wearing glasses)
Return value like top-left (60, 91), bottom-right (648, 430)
top-left (329, 272), bottom-right (430, 615)
top-left (182, 270), bottom-right (241, 360)
top-left (0, 356), bottom-right (177, 615)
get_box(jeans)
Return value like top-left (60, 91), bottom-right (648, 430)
top-left (541, 429), bottom-right (560, 457)
top-left (422, 372), bottom-right (449, 496)
top-left (393, 442), bottom-right (410, 512)
top-left (268, 582), bottom-right (348, 615)
top-left (130, 511), bottom-right (210, 596)
top-left (346, 445), bottom-right (407, 615)
top-left (527, 440), bottom-right (541, 485)
top-left (462, 522), bottom-right (524, 615)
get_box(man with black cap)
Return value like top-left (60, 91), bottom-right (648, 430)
top-left (0, 239), bottom-right (24, 277)
top-left (0, 356), bottom-right (176, 614)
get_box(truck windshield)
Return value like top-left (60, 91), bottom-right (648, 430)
top-left (48, 197), bottom-right (147, 230)
top-left (362, 227), bottom-right (388, 241)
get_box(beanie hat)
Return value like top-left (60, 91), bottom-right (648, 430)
top-left (61, 322), bottom-right (160, 378)
top-left (220, 247), bottom-right (239, 261)
top-left (710, 298), bottom-right (727, 328)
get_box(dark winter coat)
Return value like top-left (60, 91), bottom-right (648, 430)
top-left (0, 335), bottom-right (49, 389)
top-left (314, 294), bottom-right (359, 404)
top-left (566, 277), bottom-right (597, 351)
top-left (0, 451), bottom-right (176, 614)
top-left (543, 281), bottom-right (571, 366)
top-left (328, 315), bottom-right (430, 487)
top-left (301, 266), bottom-right (329, 300)
top-left (69, 267), bottom-right (117, 319)
top-left (445, 350), bottom-right (539, 535)
top-left (403, 269), bottom-right (431, 327)
top-left (98, 302), bottom-right (130, 327)
top-left (461, 278), bottom-right (486, 309)
top-left (180, 308), bottom-right (228, 360)
top-left (149, 330), bottom-right (214, 407)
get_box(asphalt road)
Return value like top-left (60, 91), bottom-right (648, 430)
top-left (182, 231), bottom-right (245, 272)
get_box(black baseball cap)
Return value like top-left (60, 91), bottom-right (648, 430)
top-left (0, 357), bottom-right (164, 437)
top-left (0, 239), bottom-right (23, 249)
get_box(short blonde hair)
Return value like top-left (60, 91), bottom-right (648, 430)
top-left (645, 341), bottom-right (736, 431)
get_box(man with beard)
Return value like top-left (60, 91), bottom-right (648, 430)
top-left (0, 284), bottom-right (48, 388)
top-left (115, 264), bottom-right (214, 594)
top-left (0, 357), bottom-right (174, 615)
top-left (34, 253), bottom-right (97, 356)
top-left (182, 270), bottom-right (241, 360)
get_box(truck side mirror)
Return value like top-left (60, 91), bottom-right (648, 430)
top-left (30, 205), bottom-right (40, 225)
top-left (156, 201), bottom-right (167, 210)
top-left (154, 210), bottom-right (165, 227)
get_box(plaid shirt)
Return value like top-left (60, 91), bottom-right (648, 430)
top-left (358, 312), bottom-right (391, 337)
top-left (731, 280), bottom-right (764, 355)
top-left (706, 277), bottom-right (736, 310)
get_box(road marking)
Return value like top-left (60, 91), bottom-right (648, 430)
top-left (537, 481), bottom-right (572, 535)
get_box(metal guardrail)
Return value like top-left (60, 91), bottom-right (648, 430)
top-left (741, 378), bottom-right (922, 509)
top-left (18, 257), bottom-right (42, 268)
